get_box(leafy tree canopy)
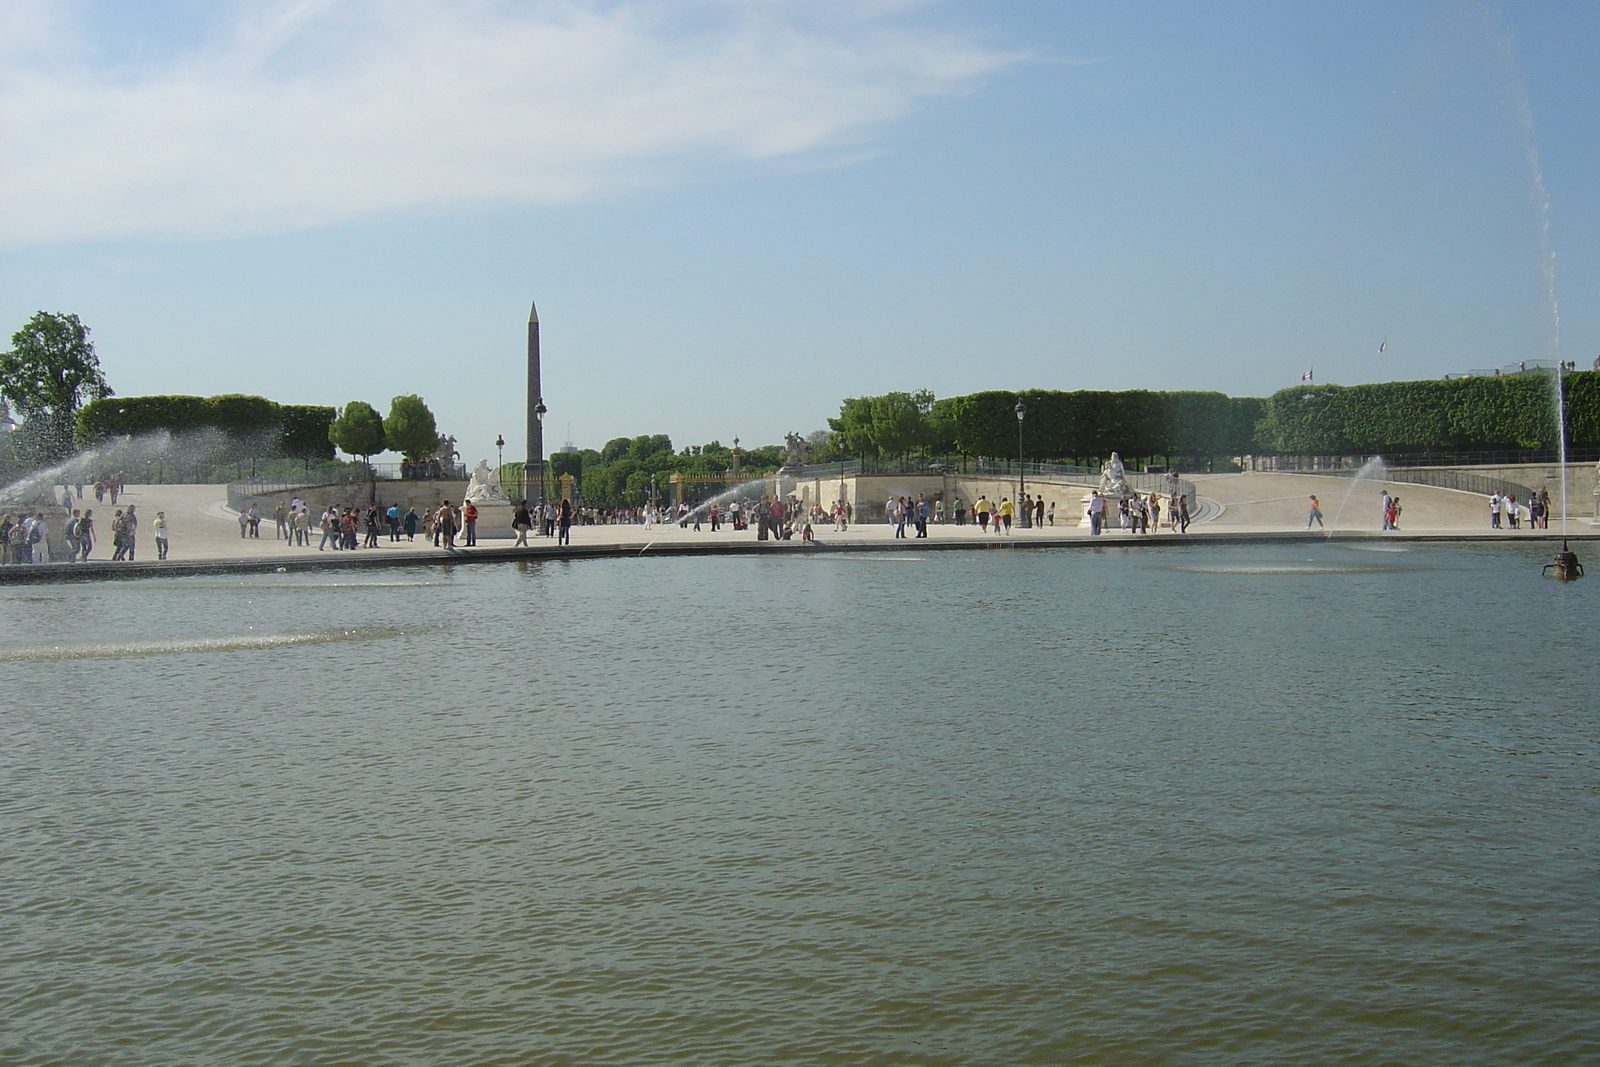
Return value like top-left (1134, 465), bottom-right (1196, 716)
top-left (329, 400), bottom-right (387, 460)
top-left (1, 312), bottom-right (112, 417)
top-left (384, 394), bottom-right (438, 461)
top-left (2, 311), bottom-right (113, 464)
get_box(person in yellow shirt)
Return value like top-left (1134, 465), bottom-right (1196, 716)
top-left (974, 495), bottom-right (991, 532)
top-left (999, 497), bottom-right (1014, 533)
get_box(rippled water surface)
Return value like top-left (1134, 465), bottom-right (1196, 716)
top-left (2, 542), bottom-right (1597, 1065)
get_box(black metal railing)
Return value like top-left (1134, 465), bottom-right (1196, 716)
top-left (1258, 449), bottom-right (1600, 470)
top-left (1284, 466), bottom-right (1538, 503)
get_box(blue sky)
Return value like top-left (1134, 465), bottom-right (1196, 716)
top-left (3, 0), bottom-right (1596, 464)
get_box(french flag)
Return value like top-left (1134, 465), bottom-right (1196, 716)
top-left (1300, 369), bottom-right (1313, 382)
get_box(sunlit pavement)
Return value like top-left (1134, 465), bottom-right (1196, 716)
top-left (43, 478), bottom-right (1598, 568)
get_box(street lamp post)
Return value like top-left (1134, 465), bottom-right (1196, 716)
top-left (534, 404), bottom-right (547, 511)
top-left (1015, 400), bottom-right (1027, 527)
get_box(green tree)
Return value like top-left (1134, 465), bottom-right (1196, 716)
top-left (1, 311), bottom-right (113, 464)
top-left (627, 434), bottom-right (674, 464)
top-left (383, 394), bottom-right (438, 461)
top-left (279, 404), bottom-right (336, 464)
top-left (328, 400), bottom-right (387, 461)
top-left (828, 397), bottom-right (878, 456)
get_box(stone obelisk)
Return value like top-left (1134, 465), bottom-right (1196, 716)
top-left (524, 300), bottom-right (545, 504)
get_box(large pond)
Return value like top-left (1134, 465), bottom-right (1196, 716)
top-left (2, 542), bottom-right (1596, 1065)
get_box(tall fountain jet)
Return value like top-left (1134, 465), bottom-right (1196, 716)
top-left (524, 301), bottom-right (547, 504)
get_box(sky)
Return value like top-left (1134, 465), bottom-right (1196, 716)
top-left (2, 0), bottom-right (1597, 465)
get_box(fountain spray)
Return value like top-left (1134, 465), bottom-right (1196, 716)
top-left (1544, 361), bottom-right (1582, 579)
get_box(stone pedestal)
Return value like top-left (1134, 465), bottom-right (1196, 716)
top-left (471, 501), bottom-right (518, 540)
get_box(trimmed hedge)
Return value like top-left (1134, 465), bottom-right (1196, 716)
top-left (76, 394), bottom-right (335, 461)
top-left (940, 389), bottom-right (1259, 463)
top-left (1257, 371), bottom-right (1597, 454)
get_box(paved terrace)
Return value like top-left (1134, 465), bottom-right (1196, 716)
top-left (5, 472), bottom-right (1595, 583)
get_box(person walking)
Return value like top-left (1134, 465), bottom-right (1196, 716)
top-left (1380, 490), bottom-right (1392, 531)
top-left (1307, 494), bottom-right (1324, 529)
top-left (999, 497), bottom-right (1014, 533)
top-left (436, 502), bottom-right (458, 548)
top-left (557, 498), bottom-right (572, 546)
top-left (28, 513), bottom-right (49, 563)
top-left (77, 509), bottom-right (95, 559)
top-left (123, 505), bottom-right (138, 560)
top-left (64, 509), bottom-right (82, 562)
top-left (513, 500), bottom-right (532, 546)
top-left (154, 511), bottom-right (170, 559)
top-left (975, 495), bottom-right (991, 532)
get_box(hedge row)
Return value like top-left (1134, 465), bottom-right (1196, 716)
top-left (1256, 371), bottom-right (1599, 454)
top-left (937, 390), bottom-right (1264, 463)
top-left (76, 394), bottom-right (336, 462)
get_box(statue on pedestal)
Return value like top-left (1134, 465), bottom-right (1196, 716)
top-left (464, 459), bottom-right (508, 504)
top-left (1099, 452), bottom-right (1134, 498)
top-left (780, 432), bottom-right (809, 472)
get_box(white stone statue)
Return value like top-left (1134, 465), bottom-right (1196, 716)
top-left (463, 459), bottom-right (508, 503)
top-left (1099, 451), bottom-right (1134, 498)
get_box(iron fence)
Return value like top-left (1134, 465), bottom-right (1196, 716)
top-left (1285, 466), bottom-right (1537, 503)
top-left (1261, 449), bottom-right (1600, 470)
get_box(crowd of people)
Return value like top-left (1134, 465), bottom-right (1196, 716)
top-left (8, 474), bottom-right (1569, 568)
top-left (1084, 489), bottom-right (1191, 535)
top-left (1487, 487), bottom-right (1555, 529)
top-left (1, 501), bottom-right (163, 563)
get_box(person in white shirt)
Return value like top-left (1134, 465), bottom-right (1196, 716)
top-left (29, 513), bottom-right (49, 563)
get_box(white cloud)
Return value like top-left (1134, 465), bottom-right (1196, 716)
top-left (0, 0), bottom-right (1020, 247)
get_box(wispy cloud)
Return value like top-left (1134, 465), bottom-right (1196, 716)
top-left (0, 0), bottom-right (1020, 247)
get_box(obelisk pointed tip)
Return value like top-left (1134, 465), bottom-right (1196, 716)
top-left (528, 300), bottom-right (539, 325)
